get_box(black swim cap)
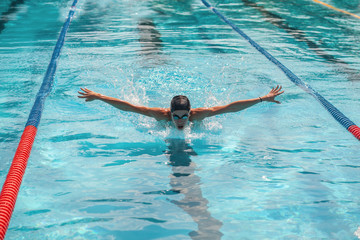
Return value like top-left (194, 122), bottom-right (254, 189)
top-left (170, 95), bottom-right (191, 112)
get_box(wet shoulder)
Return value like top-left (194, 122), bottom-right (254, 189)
top-left (190, 108), bottom-right (211, 121)
top-left (154, 108), bottom-right (171, 121)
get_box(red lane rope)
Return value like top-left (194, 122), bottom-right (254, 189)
top-left (0, 126), bottom-right (37, 239)
top-left (348, 125), bottom-right (360, 140)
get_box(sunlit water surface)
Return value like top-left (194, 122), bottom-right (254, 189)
top-left (1, 0), bottom-right (360, 239)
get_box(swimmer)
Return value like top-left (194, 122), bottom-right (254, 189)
top-left (78, 85), bottom-right (284, 130)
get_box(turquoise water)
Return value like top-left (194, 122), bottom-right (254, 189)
top-left (1, 0), bottom-right (360, 239)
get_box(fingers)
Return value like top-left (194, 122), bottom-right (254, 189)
top-left (78, 88), bottom-right (90, 100)
top-left (80, 88), bottom-right (91, 93)
top-left (78, 87), bottom-right (97, 103)
top-left (271, 85), bottom-right (280, 93)
top-left (267, 85), bottom-right (284, 104)
top-left (78, 88), bottom-right (92, 100)
top-left (78, 90), bottom-right (88, 99)
top-left (272, 85), bottom-right (283, 94)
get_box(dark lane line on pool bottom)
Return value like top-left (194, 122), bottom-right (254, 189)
top-left (241, 0), bottom-right (360, 82)
top-left (0, 0), bottom-right (25, 34)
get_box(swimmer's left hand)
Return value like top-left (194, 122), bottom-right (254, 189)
top-left (262, 85), bottom-right (284, 104)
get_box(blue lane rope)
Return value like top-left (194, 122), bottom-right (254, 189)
top-left (26, 0), bottom-right (78, 128)
top-left (201, 0), bottom-right (360, 140)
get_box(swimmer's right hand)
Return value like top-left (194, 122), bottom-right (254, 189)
top-left (78, 88), bottom-right (101, 102)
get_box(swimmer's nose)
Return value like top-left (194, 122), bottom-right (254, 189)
top-left (176, 119), bottom-right (187, 123)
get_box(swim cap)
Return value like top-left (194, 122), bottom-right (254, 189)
top-left (170, 95), bottom-right (191, 112)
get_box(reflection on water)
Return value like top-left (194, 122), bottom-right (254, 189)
top-left (147, 0), bottom-right (195, 16)
top-left (165, 138), bottom-right (223, 240)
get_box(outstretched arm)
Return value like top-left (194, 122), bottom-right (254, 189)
top-left (190, 85), bottom-right (284, 121)
top-left (78, 88), bottom-right (169, 120)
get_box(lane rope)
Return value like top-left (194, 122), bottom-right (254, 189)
top-left (0, 0), bottom-right (78, 238)
top-left (200, 0), bottom-right (360, 141)
top-left (313, 0), bottom-right (360, 20)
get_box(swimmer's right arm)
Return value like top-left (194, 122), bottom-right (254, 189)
top-left (77, 88), bottom-right (169, 120)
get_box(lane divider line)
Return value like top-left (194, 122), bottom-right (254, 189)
top-left (313, 0), bottom-right (360, 20)
top-left (200, 0), bottom-right (360, 141)
top-left (0, 0), bottom-right (79, 239)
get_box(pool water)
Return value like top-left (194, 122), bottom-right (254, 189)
top-left (1, 0), bottom-right (360, 239)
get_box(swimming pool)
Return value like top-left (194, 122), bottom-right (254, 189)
top-left (1, 0), bottom-right (360, 239)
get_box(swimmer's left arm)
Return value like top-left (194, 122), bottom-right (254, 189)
top-left (191, 85), bottom-right (284, 120)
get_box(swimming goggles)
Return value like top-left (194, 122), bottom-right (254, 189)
top-left (172, 114), bottom-right (189, 120)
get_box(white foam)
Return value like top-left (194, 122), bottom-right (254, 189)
top-left (262, 176), bottom-right (271, 181)
top-left (354, 226), bottom-right (360, 239)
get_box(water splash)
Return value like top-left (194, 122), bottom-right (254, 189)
top-left (355, 227), bottom-right (360, 239)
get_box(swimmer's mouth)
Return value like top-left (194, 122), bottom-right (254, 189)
top-left (177, 126), bottom-right (184, 130)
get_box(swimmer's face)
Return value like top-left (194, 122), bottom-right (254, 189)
top-left (171, 110), bottom-right (190, 130)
